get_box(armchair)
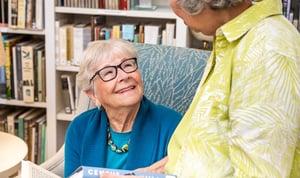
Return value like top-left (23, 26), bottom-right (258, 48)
top-left (41, 43), bottom-right (210, 177)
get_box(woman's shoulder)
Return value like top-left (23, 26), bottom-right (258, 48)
top-left (70, 107), bottom-right (99, 126)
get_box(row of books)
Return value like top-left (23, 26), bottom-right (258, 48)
top-left (0, 0), bottom-right (45, 29)
top-left (0, 106), bottom-right (47, 164)
top-left (55, 0), bottom-right (148, 10)
top-left (55, 16), bottom-right (176, 66)
top-left (0, 35), bottom-right (46, 102)
top-left (282, 0), bottom-right (300, 31)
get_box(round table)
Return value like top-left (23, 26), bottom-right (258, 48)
top-left (0, 132), bottom-right (28, 178)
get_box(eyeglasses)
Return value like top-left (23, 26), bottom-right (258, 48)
top-left (89, 57), bottom-right (138, 83)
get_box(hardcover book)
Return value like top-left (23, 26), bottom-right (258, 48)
top-left (21, 40), bottom-right (44, 103)
top-left (69, 166), bottom-right (177, 178)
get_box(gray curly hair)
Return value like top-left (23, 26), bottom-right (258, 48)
top-left (176, 0), bottom-right (249, 15)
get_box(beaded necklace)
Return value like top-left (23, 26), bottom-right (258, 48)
top-left (107, 123), bottom-right (130, 154)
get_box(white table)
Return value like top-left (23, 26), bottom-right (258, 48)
top-left (0, 132), bottom-right (28, 178)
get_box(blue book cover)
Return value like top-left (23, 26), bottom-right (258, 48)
top-left (0, 66), bottom-right (6, 98)
top-left (69, 166), bottom-right (177, 178)
top-left (122, 24), bottom-right (136, 42)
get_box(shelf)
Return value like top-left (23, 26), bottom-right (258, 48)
top-left (55, 6), bottom-right (177, 19)
top-left (57, 109), bottom-right (80, 121)
top-left (56, 65), bottom-right (80, 72)
top-left (0, 99), bottom-right (47, 108)
top-left (0, 27), bottom-right (45, 35)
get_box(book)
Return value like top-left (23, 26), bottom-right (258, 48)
top-left (15, 40), bottom-right (34, 100)
top-left (33, 43), bottom-right (45, 101)
top-left (165, 22), bottom-right (175, 46)
top-left (26, 0), bottom-right (34, 29)
top-left (29, 113), bottom-right (46, 163)
top-left (0, 106), bottom-right (13, 132)
top-left (122, 23), bottom-right (137, 42)
top-left (0, 66), bottom-right (6, 98)
top-left (55, 19), bottom-right (68, 65)
top-left (17, 0), bottom-right (27, 29)
top-left (0, 0), bottom-right (9, 24)
top-left (36, 47), bottom-right (45, 101)
top-left (112, 24), bottom-right (121, 39)
top-left (90, 16), bottom-right (106, 41)
top-left (34, 114), bottom-right (46, 164)
top-left (59, 24), bottom-right (74, 65)
top-left (41, 54), bottom-right (46, 102)
top-left (21, 160), bottom-right (61, 178)
top-left (73, 23), bottom-right (91, 66)
top-left (35, 0), bottom-right (44, 29)
top-left (40, 120), bottom-right (46, 163)
top-left (21, 40), bottom-right (44, 103)
top-left (12, 45), bottom-right (19, 99)
top-left (3, 35), bottom-right (23, 99)
top-left (144, 24), bottom-right (161, 45)
top-left (8, 0), bottom-right (18, 28)
top-left (23, 109), bottom-right (45, 161)
top-left (61, 74), bottom-right (75, 114)
top-left (18, 108), bottom-right (37, 139)
top-left (138, 24), bottom-right (144, 43)
top-left (69, 166), bottom-right (177, 178)
top-left (7, 108), bottom-right (27, 135)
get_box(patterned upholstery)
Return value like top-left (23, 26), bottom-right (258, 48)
top-left (41, 43), bottom-right (210, 177)
top-left (133, 43), bottom-right (210, 115)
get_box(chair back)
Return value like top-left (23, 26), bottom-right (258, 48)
top-left (133, 43), bottom-right (210, 115)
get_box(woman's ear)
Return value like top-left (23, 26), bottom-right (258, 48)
top-left (85, 89), bottom-right (98, 105)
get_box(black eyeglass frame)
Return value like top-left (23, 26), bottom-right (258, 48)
top-left (89, 57), bottom-right (138, 83)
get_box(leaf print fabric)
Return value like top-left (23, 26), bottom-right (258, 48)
top-left (166, 0), bottom-right (300, 177)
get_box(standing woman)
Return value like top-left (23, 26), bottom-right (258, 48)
top-left (166, 0), bottom-right (300, 177)
top-left (64, 39), bottom-right (182, 177)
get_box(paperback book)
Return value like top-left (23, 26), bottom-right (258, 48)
top-left (69, 166), bottom-right (177, 178)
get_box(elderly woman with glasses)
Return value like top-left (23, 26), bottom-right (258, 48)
top-left (64, 39), bottom-right (182, 178)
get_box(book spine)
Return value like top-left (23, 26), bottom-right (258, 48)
top-left (17, 0), bottom-right (27, 29)
top-left (12, 46), bottom-right (18, 99)
top-left (4, 40), bottom-right (14, 99)
top-left (8, 0), bottom-right (18, 28)
top-left (16, 43), bottom-right (24, 100)
top-left (18, 117), bottom-right (24, 139)
top-left (0, 66), bottom-right (6, 98)
top-left (37, 48), bottom-right (44, 101)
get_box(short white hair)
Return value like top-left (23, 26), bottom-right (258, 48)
top-left (77, 39), bottom-right (137, 91)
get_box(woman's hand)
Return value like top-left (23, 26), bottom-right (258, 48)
top-left (134, 156), bottom-right (168, 174)
top-left (99, 157), bottom-right (168, 178)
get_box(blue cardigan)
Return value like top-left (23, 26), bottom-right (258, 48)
top-left (64, 96), bottom-right (182, 177)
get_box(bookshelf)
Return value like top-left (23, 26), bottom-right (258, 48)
top-left (0, 0), bottom-right (56, 162)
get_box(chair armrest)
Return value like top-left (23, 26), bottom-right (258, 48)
top-left (40, 144), bottom-right (64, 177)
